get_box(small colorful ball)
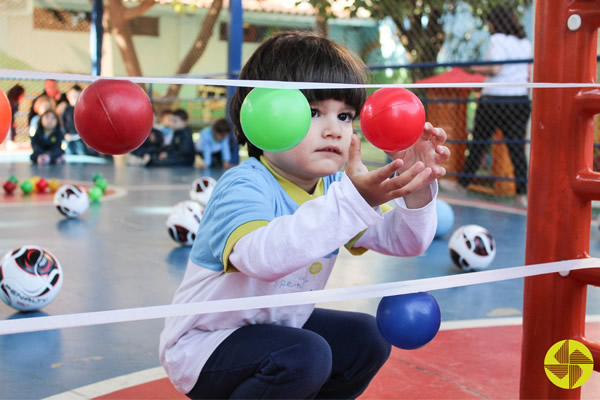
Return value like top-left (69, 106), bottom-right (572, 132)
top-left (54, 184), bottom-right (89, 218)
top-left (92, 172), bottom-right (104, 184)
top-left (48, 178), bottom-right (61, 192)
top-left (360, 88), bottom-right (426, 152)
top-left (240, 88), bottom-right (311, 152)
top-left (376, 292), bottom-right (441, 350)
top-left (95, 177), bottom-right (108, 192)
top-left (8, 176), bottom-right (18, 184)
top-left (88, 186), bottom-right (103, 202)
top-left (30, 176), bottom-right (40, 192)
top-left (20, 180), bottom-right (33, 194)
top-left (74, 79), bottom-right (154, 155)
top-left (3, 180), bottom-right (16, 194)
top-left (435, 199), bottom-right (455, 238)
top-left (36, 178), bottom-right (49, 193)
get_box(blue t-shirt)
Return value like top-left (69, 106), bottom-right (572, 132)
top-left (197, 127), bottom-right (231, 166)
top-left (189, 157), bottom-right (342, 271)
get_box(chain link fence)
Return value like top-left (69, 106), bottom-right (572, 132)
top-left (1, 0), bottom-right (598, 205)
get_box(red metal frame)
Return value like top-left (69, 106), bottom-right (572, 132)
top-left (520, 1), bottom-right (600, 398)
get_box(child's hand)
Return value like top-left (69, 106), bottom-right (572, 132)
top-left (386, 122), bottom-right (449, 178)
top-left (385, 122), bottom-right (450, 207)
top-left (345, 134), bottom-right (435, 208)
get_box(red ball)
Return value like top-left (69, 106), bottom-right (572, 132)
top-left (74, 80), bottom-right (153, 155)
top-left (360, 88), bottom-right (426, 152)
top-left (36, 178), bottom-right (49, 192)
top-left (0, 88), bottom-right (11, 144)
top-left (3, 180), bottom-right (16, 194)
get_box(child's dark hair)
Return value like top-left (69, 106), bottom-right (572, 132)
top-left (229, 31), bottom-right (368, 159)
top-left (487, 6), bottom-right (526, 39)
top-left (213, 118), bottom-right (230, 135)
top-left (172, 108), bottom-right (189, 122)
top-left (37, 110), bottom-right (59, 130)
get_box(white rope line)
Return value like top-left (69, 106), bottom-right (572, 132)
top-left (0, 258), bottom-right (598, 335)
top-left (1, 69), bottom-right (599, 89)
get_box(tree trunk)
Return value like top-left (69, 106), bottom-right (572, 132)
top-left (315, 14), bottom-right (328, 38)
top-left (106, 0), bottom-right (154, 90)
top-left (165, 0), bottom-right (224, 98)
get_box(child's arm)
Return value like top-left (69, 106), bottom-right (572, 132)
top-left (228, 174), bottom-right (385, 282)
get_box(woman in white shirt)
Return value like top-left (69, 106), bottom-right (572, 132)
top-left (454, 6), bottom-right (532, 207)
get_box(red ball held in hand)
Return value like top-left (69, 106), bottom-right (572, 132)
top-left (360, 88), bottom-right (426, 152)
top-left (74, 79), bottom-right (154, 155)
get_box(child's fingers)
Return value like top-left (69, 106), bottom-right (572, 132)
top-left (383, 161), bottom-right (425, 191)
top-left (372, 158), bottom-right (404, 183)
top-left (388, 167), bottom-right (435, 199)
top-left (346, 134), bottom-right (362, 172)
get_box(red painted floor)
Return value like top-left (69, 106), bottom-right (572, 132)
top-left (91, 322), bottom-right (600, 399)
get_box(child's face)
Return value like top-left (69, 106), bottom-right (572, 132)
top-left (264, 99), bottom-right (356, 188)
top-left (171, 116), bottom-right (186, 130)
top-left (41, 113), bottom-right (58, 130)
top-left (67, 89), bottom-right (81, 106)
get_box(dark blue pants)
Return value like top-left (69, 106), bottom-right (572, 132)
top-left (187, 308), bottom-right (391, 399)
top-left (458, 96), bottom-right (531, 195)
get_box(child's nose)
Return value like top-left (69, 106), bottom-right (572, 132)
top-left (322, 117), bottom-right (342, 138)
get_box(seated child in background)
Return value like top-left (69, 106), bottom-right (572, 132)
top-left (195, 118), bottom-right (232, 169)
top-left (146, 108), bottom-right (195, 167)
top-left (62, 85), bottom-right (87, 155)
top-left (129, 127), bottom-right (164, 165)
top-left (157, 109), bottom-right (175, 145)
top-left (28, 95), bottom-right (53, 137)
top-left (159, 31), bottom-right (450, 398)
top-left (30, 110), bottom-right (65, 165)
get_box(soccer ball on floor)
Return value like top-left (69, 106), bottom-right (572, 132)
top-left (0, 245), bottom-right (64, 311)
top-left (189, 177), bottom-right (217, 207)
top-left (53, 184), bottom-right (90, 218)
top-left (448, 224), bottom-right (496, 272)
top-left (166, 200), bottom-right (204, 246)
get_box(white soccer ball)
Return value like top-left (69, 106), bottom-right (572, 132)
top-left (53, 184), bottom-right (89, 218)
top-left (189, 177), bottom-right (217, 206)
top-left (448, 224), bottom-right (496, 271)
top-left (166, 200), bottom-right (204, 246)
top-left (0, 245), bottom-right (64, 311)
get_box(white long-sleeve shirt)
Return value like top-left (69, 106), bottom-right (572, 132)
top-left (159, 157), bottom-right (438, 394)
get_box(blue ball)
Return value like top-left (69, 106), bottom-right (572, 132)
top-left (435, 199), bottom-right (455, 238)
top-left (376, 292), bottom-right (441, 350)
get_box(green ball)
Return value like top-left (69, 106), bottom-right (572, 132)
top-left (96, 177), bottom-right (108, 192)
top-left (88, 186), bottom-right (103, 202)
top-left (20, 180), bottom-right (33, 194)
top-left (240, 88), bottom-right (311, 152)
top-left (92, 172), bottom-right (104, 184)
top-left (8, 175), bottom-right (18, 184)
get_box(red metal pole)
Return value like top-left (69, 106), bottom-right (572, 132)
top-left (520, 0), bottom-right (600, 398)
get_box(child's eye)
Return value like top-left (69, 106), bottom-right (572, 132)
top-left (310, 109), bottom-right (319, 118)
top-left (338, 113), bottom-right (354, 122)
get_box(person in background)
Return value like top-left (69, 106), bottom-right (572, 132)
top-left (146, 108), bottom-right (195, 167)
top-left (195, 118), bottom-right (233, 169)
top-left (30, 110), bottom-right (65, 165)
top-left (62, 84), bottom-right (86, 155)
top-left (441, 6), bottom-right (532, 208)
top-left (6, 84), bottom-right (25, 142)
top-left (28, 95), bottom-right (54, 137)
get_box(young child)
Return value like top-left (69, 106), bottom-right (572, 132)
top-left (147, 108), bottom-right (195, 167)
top-left (30, 110), bottom-right (65, 165)
top-left (195, 118), bottom-right (233, 169)
top-left (62, 85), bottom-right (87, 155)
top-left (159, 31), bottom-right (449, 398)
